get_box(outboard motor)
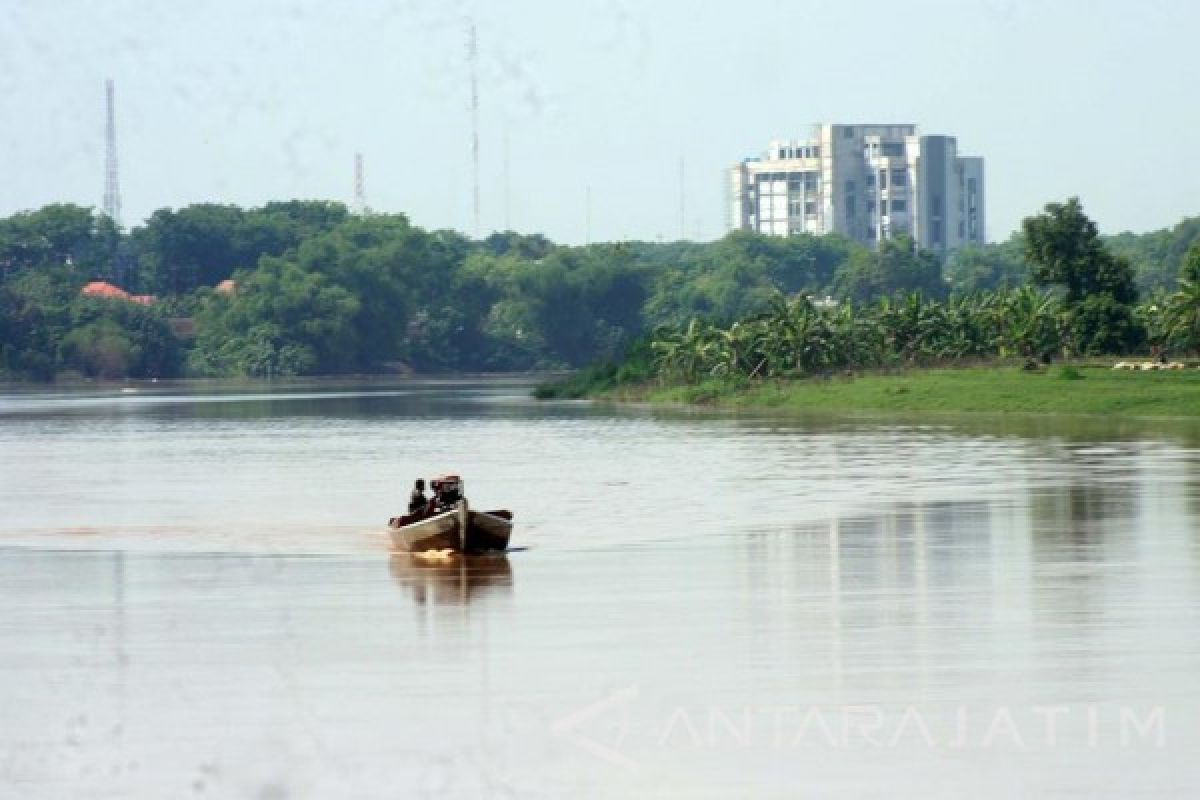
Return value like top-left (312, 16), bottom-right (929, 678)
top-left (432, 474), bottom-right (463, 509)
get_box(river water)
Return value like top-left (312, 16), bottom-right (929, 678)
top-left (1, 379), bottom-right (1199, 798)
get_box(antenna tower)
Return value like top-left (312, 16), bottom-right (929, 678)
top-left (353, 152), bottom-right (366, 214)
top-left (585, 185), bottom-right (592, 245)
top-left (503, 127), bottom-right (511, 231)
top-left (103, 79), bottom-right (122, 227)
top-left (678, 157), bottom-right (686, 241)
top-left (468, 21), bottom-right (481, 237)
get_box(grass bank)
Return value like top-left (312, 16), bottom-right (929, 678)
top-left (550, 365), bottom-right (1200, 417)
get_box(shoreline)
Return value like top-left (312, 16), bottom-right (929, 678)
top-left (0, 371), bottom-right (559, 391)
top-left (553, 364), bottom-right (1200, 419)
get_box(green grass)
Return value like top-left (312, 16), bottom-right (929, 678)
top-left (593, 365), bottom-right (1200, 417)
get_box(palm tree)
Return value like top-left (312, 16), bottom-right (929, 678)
top-left (710, 321), bottom-right (764, 378)
top-left (999, 286), bottom-right (1060, 360)
top-left (756, 291), bottom-right (835, 375)
top-left (1164, 278), bottom-right (1200, 353)
top-left (876, 292), bottom-right (939, 364)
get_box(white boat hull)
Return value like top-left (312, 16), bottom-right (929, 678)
top-left (388, 505), bottom-right (463, 552)
top-left (388, 500), bottom-right (513, 553)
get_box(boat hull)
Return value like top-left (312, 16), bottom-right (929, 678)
top-left (387, 508), bottom-right (461, 552)
top-left (465, 510), bottom-right (513, 552)
top-left (388, 502), bottom-right (513, 553)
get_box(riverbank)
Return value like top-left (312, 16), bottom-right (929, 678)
top-left (543, 365), bottom-right (1200, 417)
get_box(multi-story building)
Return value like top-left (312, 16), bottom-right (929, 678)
top-left (728, 124), bottom-right (985, 257)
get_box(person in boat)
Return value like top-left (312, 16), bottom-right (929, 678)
top-left (430, 475), bottom-right (462, 511)
top-left (408, 478), bottom-right (428, 515)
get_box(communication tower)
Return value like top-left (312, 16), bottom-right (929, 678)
top-left (468, 21), bottom-right (481, 237)
top-left (103, 79), bottom-right (122, 227)
top-left (354, 152), bottom-right (366, 214)
top-left (679, 158), bottom-right (686, 241)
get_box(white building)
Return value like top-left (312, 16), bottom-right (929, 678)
top-left (728, 124), bottom-right (985, 257)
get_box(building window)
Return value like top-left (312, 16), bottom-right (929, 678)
top-left (844, 127), bottom-right (855, 138)
top-left (845, 180), bottom-right (855, 194)
top-left (867, 199), bottom-right (876, 213)
top-left (932, 196), bottom-right (943, 216)
top-left (805, 173), bottom-right (817, 190)
top-left (881, 199), bottom-right (888, 216)
top-left (846, 197), bottom-right (856, 218)
top-left (891, 199), bottom-right (906, 212)
top-left (879, 170), bottom-right (888, 190)
top-left (891, 169), bottom-right (907, 187)
top-left (882, 142), bottom-right (904, 157)
top-left (805, 201), bottom-right (817, 216)
top-left (958, 222), bottom-right (965, 239)
top-left (866, 173), bottom-right (875, 188)
top-left (932, 221), bottom-right (943, 244)
top-left (967, 177), bottom-right (977, 194)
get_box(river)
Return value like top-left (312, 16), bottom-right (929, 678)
top-left (1, 379), bottom-right (1198, 798)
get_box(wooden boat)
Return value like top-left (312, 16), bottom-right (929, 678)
top-left (466, 509), bottom-right (513, 552)
top-left (388, 498), bottom-right (514, 553)
top-left (388, 500), bottom-right (468, 552)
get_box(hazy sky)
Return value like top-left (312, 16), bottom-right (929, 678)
top-left (1, 0), bottom-right (1196, 244)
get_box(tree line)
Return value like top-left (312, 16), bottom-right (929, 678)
top-left (1, 197), bottom-right (1198, 381)
top-left (555, 199), bottom-right (1200, 396)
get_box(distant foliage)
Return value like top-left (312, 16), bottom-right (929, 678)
top-left (570, 203), bottom-right (1189, 394)
top-left (2, 198), bottom-right (1198, 382)
top-left (637, 288), bottom-right (1067, 387)
top-left (1163, 242), bottom-right (1200, 352)
top-left (1108, 216), bottom-right (1200, 293)
top-left (944, 237), bottom-right (1028, 292)
top-left (1023, 197), bottom-right (1143, 353)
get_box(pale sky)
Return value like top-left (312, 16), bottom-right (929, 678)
top-left (1, 0), bottom-right (1196, 244)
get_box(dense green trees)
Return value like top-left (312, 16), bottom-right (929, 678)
top-left (0, 261), bottom-right (180, 380)
top-left (1108, 216), bottom-right (1200, 293)
top-left (626, 287), bottom-right (1072, 388)
top-left (2, 197), bottom-right (1199, 382)
top-left (61, 298), bottom-right (181, 379)
top-left (944, 237), bottom-right (1028, 292)
top-left (1023, 197), bottom-right (1142, 354)
top-left (1023, 197), bottom-right (1138, 305)
top-left (1163, 242), bottom-right (1200, 352)
top-left (572, 201), bottom-right (1195, 393)
top-left (0, 204), bottom-right (120, 282)
top-left (835, 235), bottom-right (945, 302)
top-left (600, 282), bottom-right (1136, 393)
top-left (131, 201), bottom-right (349, 295)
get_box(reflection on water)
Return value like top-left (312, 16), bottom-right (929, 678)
top-left (2, 380), bottom-right (1200, 797)
top-left (388, 553), bottom-right (513, 606)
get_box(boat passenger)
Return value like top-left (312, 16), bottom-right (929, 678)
top-left (408, 478), bottom-right (428, 515)
top-left (431, 476), bottom-right (462, 511)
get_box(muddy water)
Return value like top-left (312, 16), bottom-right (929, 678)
top-left (2, 380), bottom-right (1199, 797)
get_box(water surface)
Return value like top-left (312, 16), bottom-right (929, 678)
top-left (2, 380), bottom-right (1198, 797)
